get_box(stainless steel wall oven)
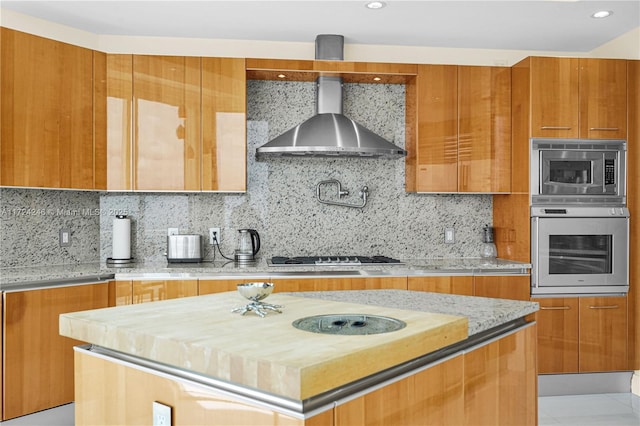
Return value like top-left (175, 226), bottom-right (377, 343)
top-left (531, 206), bottom-right (629, 295)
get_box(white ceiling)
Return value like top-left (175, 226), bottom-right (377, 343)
top-left (2, 0), bottom-right (639, 53)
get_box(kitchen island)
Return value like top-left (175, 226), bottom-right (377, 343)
top-left (60, 289), bottom-right (538, 425)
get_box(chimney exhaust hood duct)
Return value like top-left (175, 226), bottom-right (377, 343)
top-left (256, 34), bottom-right (407, 159)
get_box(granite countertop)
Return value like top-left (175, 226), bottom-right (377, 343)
top-left (292, 289), bottom-right (538, 336)
top-left (59, 289), bottom-right (537, 401)
top-left (0, 257), bottom-right (531, 289)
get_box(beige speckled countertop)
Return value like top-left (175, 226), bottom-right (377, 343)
top-left (60, 291), bottom-right (470, 400)
top-left (1, 258), bottom-right (530, 289)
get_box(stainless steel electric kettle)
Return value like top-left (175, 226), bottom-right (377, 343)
top-left (234, 229), bottom-right (261, 263)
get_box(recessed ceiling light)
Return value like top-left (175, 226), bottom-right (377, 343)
top-left (366, 1), bottom-right (386, 10)
top-left (591, 10), bottom-right (612, 19)
top-left (373, 77), bottom-right (382, 81)
top-left (277, 74), bottom-right (286, 79)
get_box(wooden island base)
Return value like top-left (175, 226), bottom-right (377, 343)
top-left (74, 323), bottom-right (536, 426)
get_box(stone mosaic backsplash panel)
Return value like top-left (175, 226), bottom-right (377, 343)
top-left (100, 80), bottom-right (493, 263)
top-left (0, 188), bottom-right (101, 268)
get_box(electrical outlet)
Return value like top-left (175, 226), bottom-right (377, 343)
top-left (152, 401), bottom-right (172, 426)
top-left (167, 228), bottom-right (179, 236)
top-left (209, 227), bottom-right (221, 245)
top-left (59, 228), bottom-right (71, 247)
top-left (444, 228), bottom-right (455, 244)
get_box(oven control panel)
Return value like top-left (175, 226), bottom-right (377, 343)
top-left (531, 206), bottom-right (629, 217)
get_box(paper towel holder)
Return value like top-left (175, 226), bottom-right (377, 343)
top-left (107, 214), bottom-right (134, 267)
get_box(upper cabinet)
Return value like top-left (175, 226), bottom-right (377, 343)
top-left (1, 29), bottom-right (99, 189)
top-left (523, 56), bottom-right (627, 140)
top-left (406, 64), bottom-right (511, 193)
top-left (98, 54), bottom-right (246, 191)
top-left (133, 55), bottom-right (201, 191)
top-left (201, 57), bottom-right (247, 191)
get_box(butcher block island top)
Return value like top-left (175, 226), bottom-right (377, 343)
top-left (60, 291), bottom-right (468, 400)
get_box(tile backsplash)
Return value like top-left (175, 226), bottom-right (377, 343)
top-left (1, 80), bottom-right (493, 268)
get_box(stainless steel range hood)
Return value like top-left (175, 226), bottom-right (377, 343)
top-left (256, 35), bottom-right (407, 159)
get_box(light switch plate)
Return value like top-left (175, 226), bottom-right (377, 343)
top-left (152, 401), bottom-right (172, 426)
top-left (59, 228), bottom-right (71, 247)
top-left (444, 228), bottom-right (455, 244)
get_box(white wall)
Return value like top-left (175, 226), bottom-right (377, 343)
top-left (2, 8), bottom-right (638, 65)
top-left (590, 27), bottom-right (640, 59)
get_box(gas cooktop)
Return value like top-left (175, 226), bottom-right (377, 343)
top-left (267, 256), bottom-right (404, 267)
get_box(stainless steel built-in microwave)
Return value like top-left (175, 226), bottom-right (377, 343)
top-left (530, 138), bottom-right (626, 205)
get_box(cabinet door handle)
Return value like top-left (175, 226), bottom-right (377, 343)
top-left (588, 305), bottom-right (619, 309)
top-left (540, 306), bottom-right (571, 310)
top-left (541, 126), bottom-right (572, 130)
top-left (589, 127), bottom-right (619, 131)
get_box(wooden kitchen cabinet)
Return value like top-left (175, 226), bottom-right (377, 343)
top-left (579, 296), bottom-right (628, 372)
top-left (335, 354), bottom-right (465, 425)
top-left (109, 280), bottom-right (133, 306)
top-left (532, 296), bottom-right (628, 374)
top-left (99, 55), bottom-right (247, 191)
top-left (531, 297), bottom-right (579, 374)
top-left (131, 280), bottom-right (198, 304)
top-left (335, 324), bottom-right (536, 426)
top-left (270, 277), bottom-right (407, 292)
top-left (408, 275), bottom-right (529, 301)
top-left (1, 28), bottom-right (98, 189)
top-left (201, 57), bottom-right (247, 191)
top-left (628, 59), bottom-right (640, 371)
top-left (521, 56), bottom-right (627, 139)
top-left (133, 55), bottom-right (202, 191)
top-left (473, 275), bottom-right (530, 301)
top-left (408, 276), bottom-right (474, 296)
top-left (578, 59), bottom-right (628, 139)
top-left (75, 349), bottom-right (334, 426)
top-left (407, 64), bottom-right (511, 193)
top-left (199, 278), bottom-right (269, 295)
top-left (410, 64), bottom-right (458, 192)
top-left (462, 324), bottom-right (537, 425)
top-left (2, 283), bottom-right (109, 420)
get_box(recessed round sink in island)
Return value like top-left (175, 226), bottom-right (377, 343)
top-left (292, 314), bottom-right (406, 335)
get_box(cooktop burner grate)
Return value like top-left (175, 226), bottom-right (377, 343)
top-left (268, 256), bottom-right (403, 266)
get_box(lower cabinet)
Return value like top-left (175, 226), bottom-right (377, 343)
top-left (408, 276), bottom-right (474, 296)
top-left (1, 283), bottom-right (110, 420)
top-left (199, 278), bottom-right (270, 295)
top-left (532, 296), bottom-right (628, 374)
top-left (579, 296), bottom-right (628, 372)
top-left (533, 297), bottom-right (579, 374)
top-left (75, 348), bottom-right (333, 425)
top-left (336, 324), bottom-right (536, 426)
top-left (408, 275), bottom-right (530, 301)
top-left (270, 277), bottom-right (407, 292)
top-left (131, 280), bottom-right (198, 303)
top-left (111, 280), bottom-right (199, 305)
top-left (473, 275), bottom-right (530, 301)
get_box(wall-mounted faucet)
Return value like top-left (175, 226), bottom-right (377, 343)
top-left (316, 179), bottom-right (369, 209)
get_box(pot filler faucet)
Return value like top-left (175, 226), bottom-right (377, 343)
top-left (316, 179), bottom-right (369, 209)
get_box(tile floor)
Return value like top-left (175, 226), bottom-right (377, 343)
top-left (1, 393), bottom-right (639, 425)
top-left (538, 393), bottom-right (640, 425)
